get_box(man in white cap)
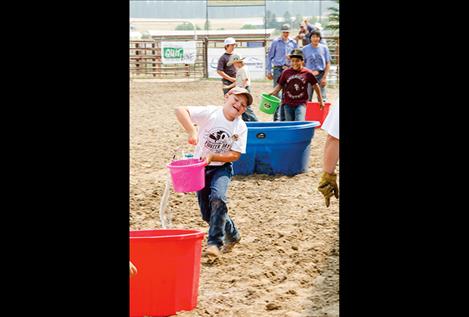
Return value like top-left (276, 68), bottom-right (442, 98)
top-left (217, 37), bottom-right (238, 96)
top-left (266, 24), bottom-right (298, 121)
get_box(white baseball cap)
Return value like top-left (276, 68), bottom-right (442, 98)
top-left (228, 87), bottom-right (253, 106)
top-left (224, 37), bottom-right (237, 46)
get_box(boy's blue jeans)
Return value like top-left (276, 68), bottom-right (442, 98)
top-left (242, 105), bottom-right (259, 122)
top-left (196, 163), bottom-right (240, 248)
top-left (284, 103), bottom-right (306, 121)
top-left (307, 72), bottom-right (327, 102)
top-left (241, 86), bottom-right (259, 122)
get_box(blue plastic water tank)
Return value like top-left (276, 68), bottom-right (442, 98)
top-left (233, 121), bottom-right (320, 176)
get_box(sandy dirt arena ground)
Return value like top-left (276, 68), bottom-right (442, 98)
top-left (130, 79), bottom-right (339, 317)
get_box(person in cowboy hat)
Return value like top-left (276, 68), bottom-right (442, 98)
top-left (223, 53), bottom-right (258, 122)
top-left (265, 23), bottom-right (298, 121)
top-left (268, 48), bottom-right (324, 121)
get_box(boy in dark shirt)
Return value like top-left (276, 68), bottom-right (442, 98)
top-left (268, 48), bottom-right (324, 121)
top-left (217, 37), bottom-right (238, 96)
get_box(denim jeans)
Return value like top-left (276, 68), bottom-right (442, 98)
top-left (307, 72), bottom-right (327, 102)
top-left (283, 103), bottom-right (307, 121)
top-left (272, 67), bottom-right (285, 121)
top-left (241, 86), bottom-right (258, 122)
top-left (196, 163), bottom-right (240, 248)
top-left (222, 79), bottom-right (232, 96)
top-left (242, 105), bottom-right (259, 122)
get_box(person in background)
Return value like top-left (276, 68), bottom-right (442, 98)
top-left (268, 48), bottom-right (324, 121)
top-left (304, 19), bottom-right (328, 46)
top-left (223, 54), bottom-right (258, 122)
top-left (314, 23), bottom-right (329, 46)
top-left (295, 24), bottom-right (308, 47)
top-left (318, 97), bottom-right (339, 207)
top-left (265, 24), bottom-right (298, 121)
top-left (303, 29), bottom-right (331, 102)
top-left (217, 37), bottom-right (238, 96)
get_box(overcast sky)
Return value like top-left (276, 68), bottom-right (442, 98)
top-left (129, 1), bottom-right (338, 20)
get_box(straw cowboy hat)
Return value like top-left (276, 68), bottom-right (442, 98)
top-left (227, 54), bottom-right (246, 66)
top-left (280, 24), bottom-right (291, 32)
top-left (314, 22), bottom-right (323, 30)
top-left (288, 48), bottom-right (304, 60)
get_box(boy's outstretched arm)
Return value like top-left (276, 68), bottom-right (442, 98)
top-left (130, 261), bottom-right (137, 277)
top-left (217, 70), bottom-right (236, 83)
top-left (321, 62), bottom-right (331, 87)
top-left (223, 82), bottom-right (236, 90)
top-left (175, 107), bottom-right (198, 145)
top-left (268, 84), bottom-right (282, 96)
top-left (201, 150), bottom-right (241, 165)
top-left (313, 83), bottom-right (325, 109)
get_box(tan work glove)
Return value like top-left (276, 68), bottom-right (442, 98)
top-left (318, 172), bottom-right (339, 207)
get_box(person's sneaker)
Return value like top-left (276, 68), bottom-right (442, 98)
top-left (205, 245), bottom-right (221, 257)
top-left (222, 236), bottom-right (241, 253)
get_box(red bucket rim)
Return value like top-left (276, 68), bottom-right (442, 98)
top-left (130, 229), bottom-right (205, 240)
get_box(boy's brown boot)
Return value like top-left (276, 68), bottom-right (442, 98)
top-left (205, 245), bottom-right (221, 257)
top-left (222, 236), bottom-right (241, 253)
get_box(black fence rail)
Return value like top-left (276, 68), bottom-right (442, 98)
top-left (130, 37), bottom-right (339, 83)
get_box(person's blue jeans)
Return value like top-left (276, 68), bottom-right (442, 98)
top-left (283, 103), bottom-right (307, 121)
top-left (272, 67), bottom-right (285, 121)
top-left (307, 72), bottom-right (327, 102)
top-left (196, 163), bottom-right (240, 248)
top-left (222, 79), bottom-right (233, 96)
top-left (242, 105), bottom-right (258, 122)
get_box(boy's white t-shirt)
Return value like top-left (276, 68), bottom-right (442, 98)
top-left (321, 97), bottom-right (339, 139)
top-left (187, 106), bottom-right (248, 166)
top-left (236, 66), bottom-right (251, 88)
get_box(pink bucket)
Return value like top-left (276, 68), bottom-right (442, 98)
top-left (166, 158), bottom-right (207, 193)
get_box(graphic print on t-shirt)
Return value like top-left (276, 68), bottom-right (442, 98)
top-left (310, 52), bottom-right (323, 69)
top-left (285, 74), bottom-right (307, 100)
top-left (203, 127), bottom-right (234, 154)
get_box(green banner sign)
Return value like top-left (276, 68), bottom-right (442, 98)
top-left (163, 47), bottom-right (184, 59)
top-left (161, 41), bottom-right (197, 64)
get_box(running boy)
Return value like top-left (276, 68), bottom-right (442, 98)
top-left (175, 87), bottom-right (252, 257)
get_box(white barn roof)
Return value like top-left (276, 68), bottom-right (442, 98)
top-left (147, 29), bottom-right (275, 42)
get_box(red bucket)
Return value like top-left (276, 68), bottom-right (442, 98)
top-left (305, 101), bottom-right (331, 128)
top-left (130, 229), bottom-right (205, 317)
